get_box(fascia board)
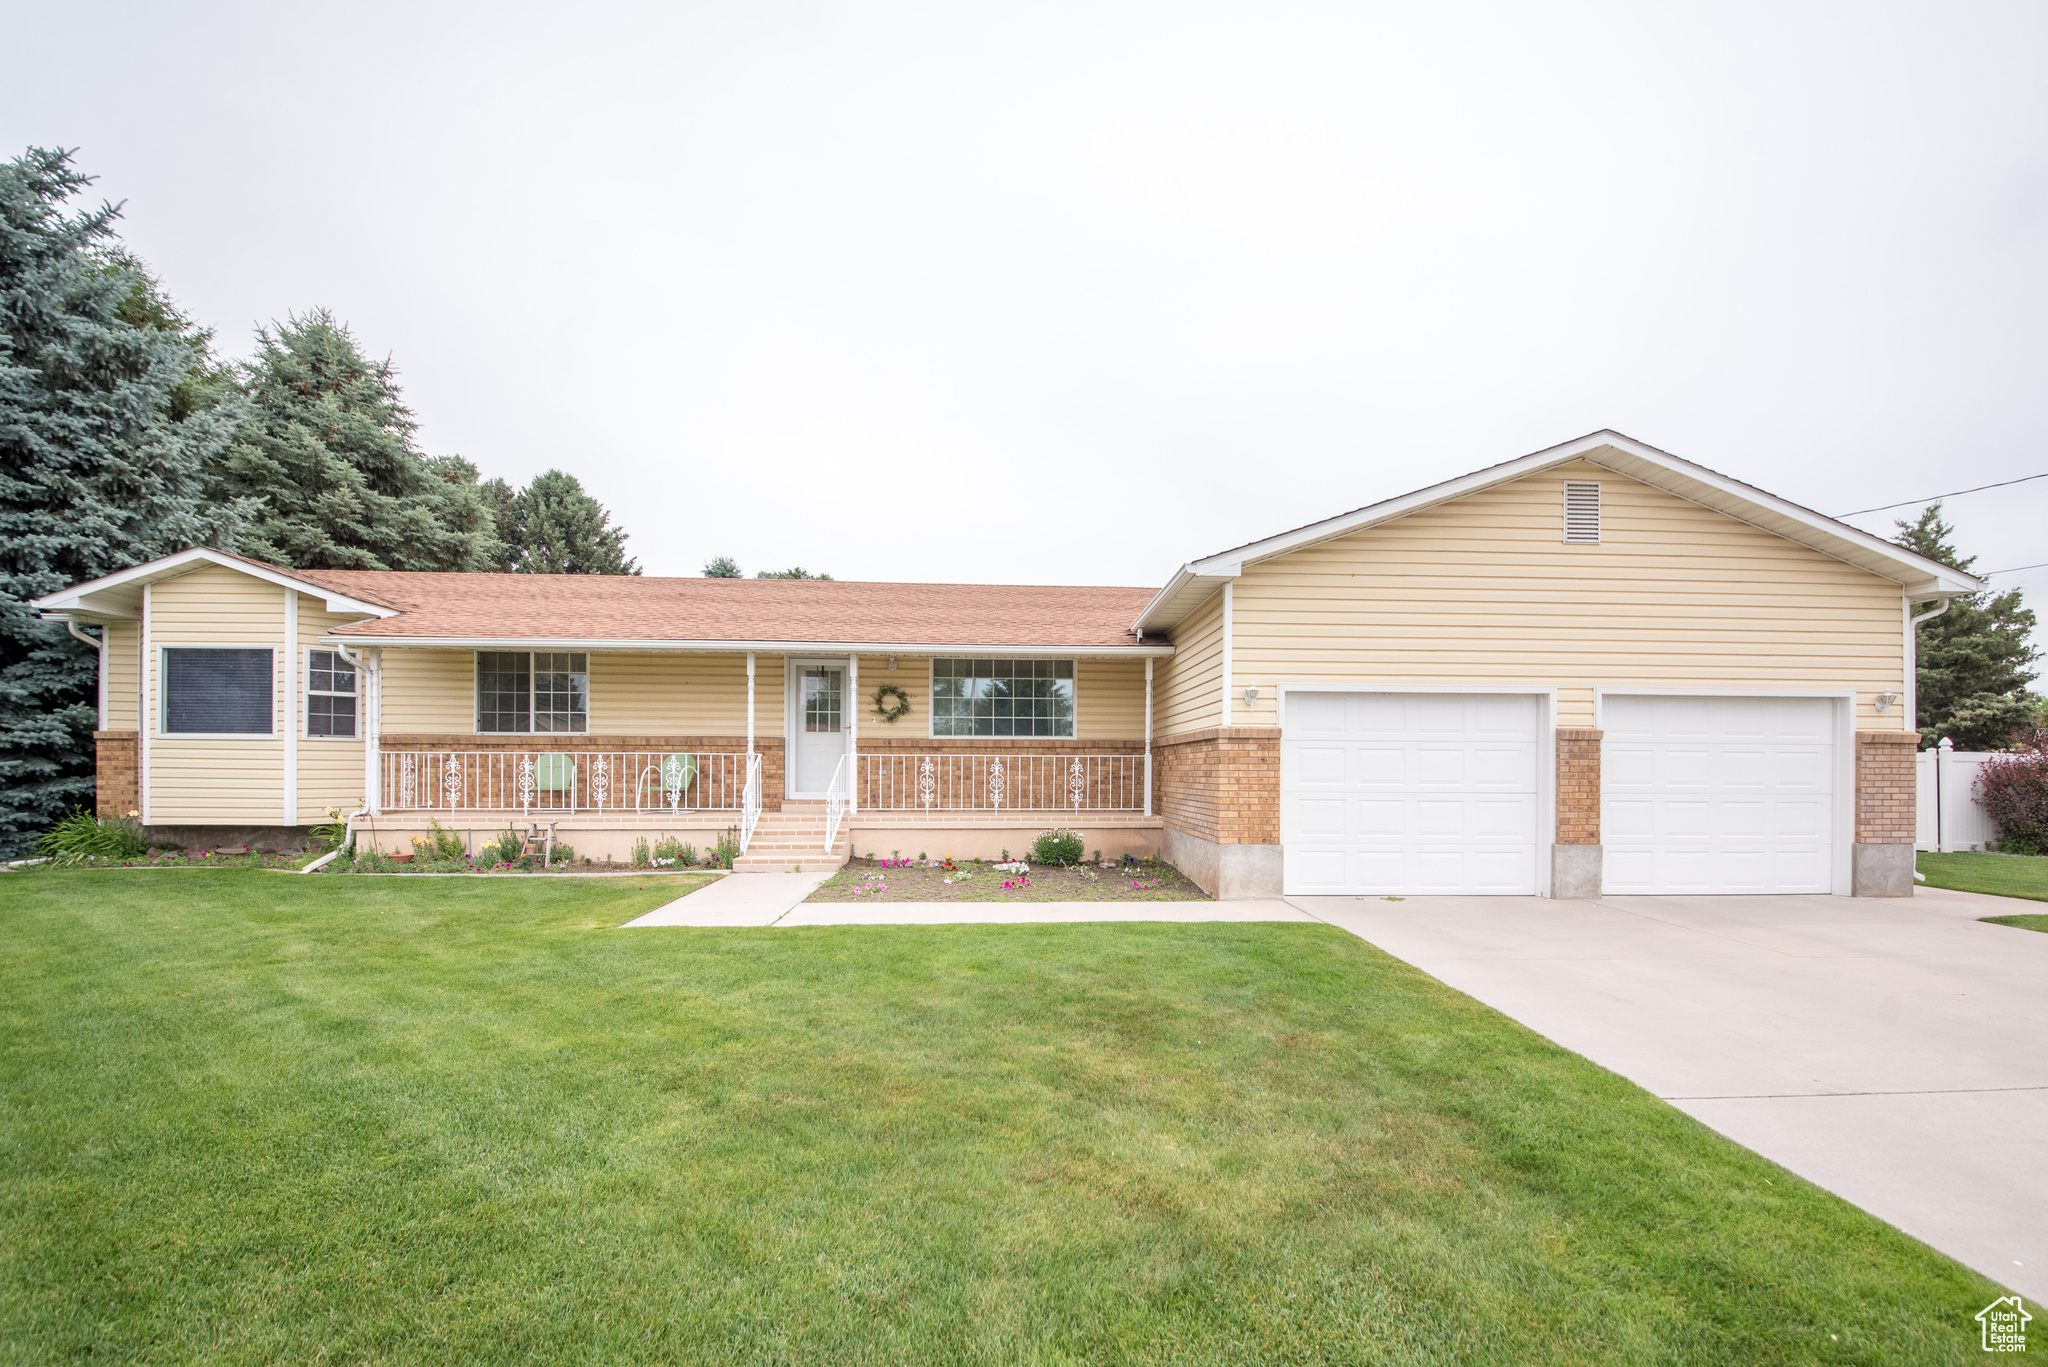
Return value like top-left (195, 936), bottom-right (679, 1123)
top-left (38, 606), bottom-right (139, 622)
top-left (318, 635), bottom-right (1176, 657)
top-left (30, 548), bottom-right (398, 618)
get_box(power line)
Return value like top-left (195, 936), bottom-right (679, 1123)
top-left (1982, 561), bottom-right (2048, 578)
top-left (1835, 471), bottom-right (2048, 518)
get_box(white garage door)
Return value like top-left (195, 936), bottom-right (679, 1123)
top-left (1602, 695), bottom-right (1837, 894)
top-left (1282, 692), bottom-right (1540, 896)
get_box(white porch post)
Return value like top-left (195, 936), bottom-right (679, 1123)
top-left (847, 653), bottom-right (859, 814)
top-left (1144, 656), bottom-right (1154, 815)
top-left (282, 587), bottom-right (298, 827)
top-left (140, 583), bottom-right (152, 826)
top-left (746, 652), bottom-right (755, 755)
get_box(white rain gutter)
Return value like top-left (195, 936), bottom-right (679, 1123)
top-left (1905, 596), bottom-right (1952, 734)
top-left (333, 642), bottom-right (380, 818)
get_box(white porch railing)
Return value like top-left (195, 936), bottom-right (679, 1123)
top-left (823, 752), bottom-right (852, 852)
top-left (855, 753), bottom-right (1146, 812)
top-left (739, 753), bottom-right (763, 853)
top-left (381, 750), bottom-right (754, 819)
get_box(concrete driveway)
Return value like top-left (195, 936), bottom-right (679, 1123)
top-left (1291, 886), bottom-right (2048, 1302)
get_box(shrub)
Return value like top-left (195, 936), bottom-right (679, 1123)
top-left (491, 829), bottom-right (525, 865)
top-left (709, 828), bottom-right (741, 870)
top-left (426, 819), bottom-right (464, 861)
top-left (652, 836), bottom-right (692, 866)
top-left (547, 840), bottom-right (576, 866)
top-left (630, 836), bottom-right (652, 868)
top-left (36, 809), bottom-right (150, 864)
top-left (1030, 828), bottom-right (1084, 867)
top-left (1976, 737), bottom-right (2048, 855)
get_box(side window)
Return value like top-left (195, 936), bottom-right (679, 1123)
top-left (306, 649), bottom-right (358, 738)
top-left (163, 648), bottom-right (273, 735)
top-left (476, 651), bottom-right (589, 734)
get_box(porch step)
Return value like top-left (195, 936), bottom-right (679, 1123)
top-left (731, 846), bottom-right (848, 873)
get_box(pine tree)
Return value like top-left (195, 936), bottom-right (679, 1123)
top-left (506, 470), bottom-right (638, 575)
top-left (756, 567), bottom-right (832, 580)
top-left (211, 310), bottom-right (503, 571)
top-left (1895, 504), bottom-right (2041, 749)
top-left (0, 147), bottom-right (251, 853)
top-left (702, 556), bottom-right (740, 578)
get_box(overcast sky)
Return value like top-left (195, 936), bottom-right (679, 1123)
top-left (9, 1), bottom-right (2045, 613)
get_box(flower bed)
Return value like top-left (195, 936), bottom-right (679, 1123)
top-left (808, 855), bottom-right (1208, 903)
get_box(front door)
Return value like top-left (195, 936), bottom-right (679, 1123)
top-left (789, 662), bottom-right (847, 796)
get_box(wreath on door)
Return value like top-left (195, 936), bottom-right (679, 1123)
top-left (871, 683), bottom-right (912, 724)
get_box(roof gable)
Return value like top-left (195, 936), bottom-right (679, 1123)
top-left (1134, 430), bottom-right (1983, 630)
top-left (29, 548), bottom-right (399, 622)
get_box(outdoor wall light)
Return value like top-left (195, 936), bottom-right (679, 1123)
top-left (1244, 685), bottom-right (1260, 709)
top-left (1874, 689), bottom-right (1898, 714)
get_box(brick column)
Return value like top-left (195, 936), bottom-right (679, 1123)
top-left (93, 730), bottom-right (138, 817)
top-left (1153, 725), bottom-right (1281, 898)
top-left (1852, 730), bottom-right (1919, 896)
top-left (1552, 728), bottom-right (1602, 898)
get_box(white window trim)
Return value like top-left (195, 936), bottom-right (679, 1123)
top-left (156, 643), bottom-right (279, 739)
top-left (1593, 688), bottom-right (1856, 897)
top-left (303, 645), bottom-right (363, 741)
top-left (471, 649), bottom-right (591, 736)
top-left (926, 656), bottom-right (1080, 741)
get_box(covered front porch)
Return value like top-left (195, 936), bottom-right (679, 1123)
top-left (356, 646), bottom-right (1167, 866)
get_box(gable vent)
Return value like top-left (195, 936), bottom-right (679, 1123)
top-left (1563, 481), bottom-right (1601, 543)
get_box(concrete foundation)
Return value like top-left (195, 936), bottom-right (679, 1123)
top-left (1550, 843), bottom-right (1603, 899)
top-left (142, 824), bottom-right (311, 853)
top-left (1164, 827), bottom-right (1284, 900)
top-left (1852, 842), bottom-right (1916, 897)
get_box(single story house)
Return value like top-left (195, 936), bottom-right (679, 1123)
top-left (34, 430), bottom-right (1977, 898)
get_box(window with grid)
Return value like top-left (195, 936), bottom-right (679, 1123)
top-left (306, 649), bottom-right (357, 738)
top-left (476, 651), bottom-right (587, 733)
top-left (802, 667), bottom-right (843, 733)
top-left (931, 658), bottom-right (1074, 737)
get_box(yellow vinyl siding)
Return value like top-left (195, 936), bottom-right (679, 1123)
top-left (1076, 657), bottom-right (1147, 739)
top-left (146, 565), bottom-right (286, 823)
top-left (1232, 460), bottom-right (1909, 730)
top-left (592, 653), bottom-right (785, 735)
top-left (102, 620), bottom-right (140, 730)
top-left (380, 648), bottom-right (789, 737)
top-left (1156, 588), bottom-right (1224, 735)
top-left (378, 649), bottom-right (476, 733)
top-left (298, 597), bottom-right (368, 821)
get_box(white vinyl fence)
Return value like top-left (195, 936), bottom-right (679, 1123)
top-left (1916, 738), bottom-right (2001, 851)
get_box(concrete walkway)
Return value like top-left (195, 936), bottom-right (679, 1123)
top-left (622, 871), bottom-right (833, 926)
top-left (1292, 886), bottom-right (2048, 1302)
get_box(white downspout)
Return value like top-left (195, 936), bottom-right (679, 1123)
top-left (1906, 596), bottom-right (1951, 735)
top-left (1144, 656), bottom-right (1154, 816)
top-left (334, 643), bottom-right (380, 817)
top-left (1217, 581), bottom-right (1234, 731)
top-left (300, 804), bottom-right (366, 874)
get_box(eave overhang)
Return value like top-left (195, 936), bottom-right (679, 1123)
top-left (317, 636), bottom-right (1175, 658)
top-left (29, 548), bottom-right (397, 622)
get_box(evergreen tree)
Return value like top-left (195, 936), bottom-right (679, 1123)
top-left (0, 147), bottom-right (251, 853)
top-left (1895, 504), bottom-right (2041, 749)
top-left (477, 475), bottom-right (519, 571)
top-left (702, 555), bottom-right (740, 578)
top-left (505, 470), bottom-right (637, 574)
top-left (211, 310), bottom-right (503, 571)
top-left (756, 567), bottom-right (832, 580)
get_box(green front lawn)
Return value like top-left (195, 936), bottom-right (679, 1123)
top-left (0, 871), bottom-right (2000, 1364)
top-left (1917, 850), bottom-right (2048, 904)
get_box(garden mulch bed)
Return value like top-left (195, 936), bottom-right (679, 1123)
top-left (807, 857), bottom-right (1209, 903)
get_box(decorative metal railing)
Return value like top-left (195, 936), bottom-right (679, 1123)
top-left (380, 750), bottom-right (753, 818)
top-left (739, 753), bottom-right (763, 853)
top-left (823, 753), bottom-right (852, 853)
top-left (854, 753), bottom-right (1146, 812)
